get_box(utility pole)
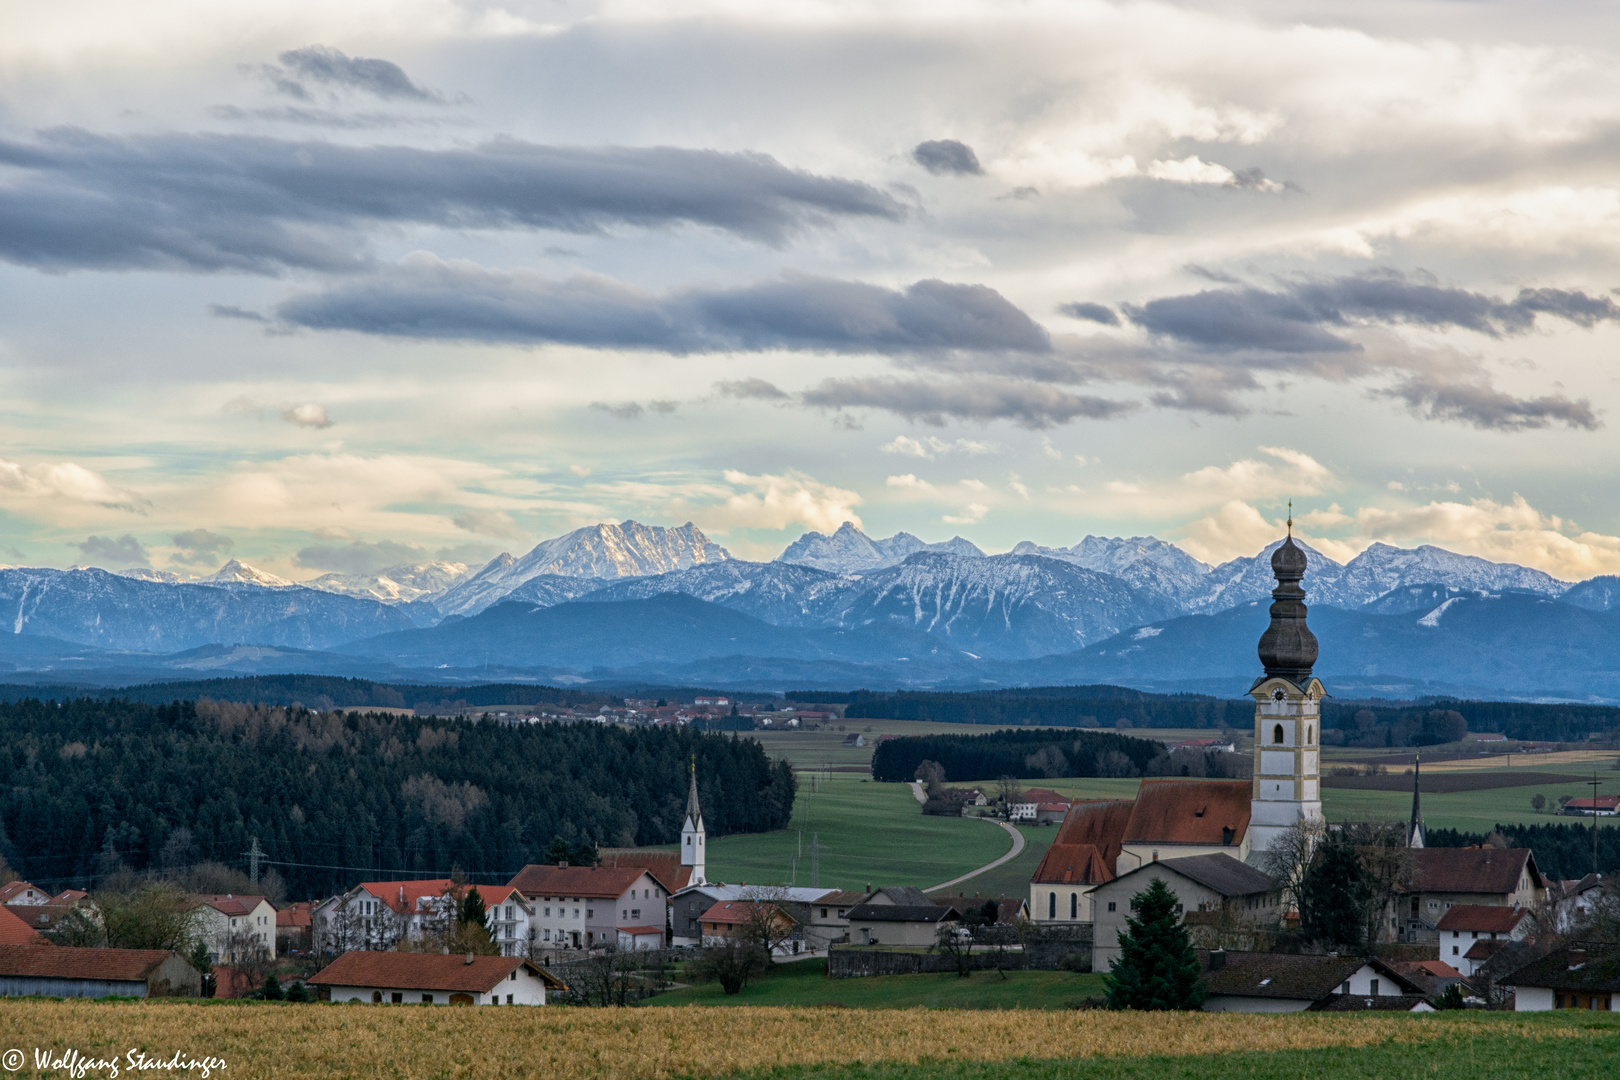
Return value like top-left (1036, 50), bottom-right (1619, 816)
top-left (811, 832), bottom-right (825, 889)
top-left (245, 837), bottom-right (264, 887)
top-left (1591, 772), bottom-right (1604, 876)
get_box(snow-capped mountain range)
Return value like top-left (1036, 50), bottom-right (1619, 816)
top-left (1, 518), bottom-right (1610, 698)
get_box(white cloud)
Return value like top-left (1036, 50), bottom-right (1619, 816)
top-left (886, 473), bottom-right (936, 492)
top-left (0, 457), bottom-right (145, 514)
top-left (281, 403), bottom-right (333, 429)
top-left (881, 435), bottom-right (999, 460)
top-left (943, 502), bottom-right (988, 525)
top-left (1351, 495), bottom-right (1620, 580)
top-left (709, 469), bottom-right (863, 533)
top-left (569, 465), bottom-right (593, 477)
top-left (1146, 155), bottom-right (1236, 185)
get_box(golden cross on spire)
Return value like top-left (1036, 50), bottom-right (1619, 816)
top-left (1287, 499), bottom-right (1293, 536)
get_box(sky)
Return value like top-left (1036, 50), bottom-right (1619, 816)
top-left (3, 0), bottom-right (1620, 581)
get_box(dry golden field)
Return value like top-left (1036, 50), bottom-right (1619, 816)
top-left (0, 1001), bottom-right (1602, 1080)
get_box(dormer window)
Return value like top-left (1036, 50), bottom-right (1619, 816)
top-left (1273, 724), bottom-right (1285, 744)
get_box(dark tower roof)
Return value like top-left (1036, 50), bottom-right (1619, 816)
top-left (684, 759), bottom-right (704, 829)
top-left (1256, 535), bottom-right (1318, 684)
top-left (1409, 752), bottom-right (1426, 848)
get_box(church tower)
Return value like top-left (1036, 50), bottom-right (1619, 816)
top-left (681, 758), bottom-right (706, 886)
top-left (1247, 529), bottom-right (1326, 854)
top-left (1408, 752), bottom-right (1426, 848)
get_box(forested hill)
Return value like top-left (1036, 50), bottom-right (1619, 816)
top-left (0, 675), bottom-right (617, 713)
top-left (0, 698), bottom-right (793, 898)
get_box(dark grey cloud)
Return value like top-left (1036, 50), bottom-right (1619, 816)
top-left (801, 377), bottom-right (1132, 429)
top-left (0, 130), bottom-right (906, 273)
top-left (209, 105), bottom-right (434, 129)
top-left (1381, 374), bottom-right (1599, 432)
top-left (208, 304), bottom-right (268, 322)
top-left (716, 377), bottom-right (790, 400)
top-left (171, 528), bottom-right (235, 566)
top-left (912, 139), bottom-right (983, 176)
top-left (277, 262), bottom-right (1051, 356)
top-left (271, 45), bottom-right (438, 102)
top-left (1122, 270), bottom-right (1620, 353)
top-left (591, 402), bottom-right (645, 420)
top-left (78, 534), bottom-right (148, 568)
top-left (295, 539), bottom-right (427, 574)
top-left (1058, 301), bottom-right (1120, 326)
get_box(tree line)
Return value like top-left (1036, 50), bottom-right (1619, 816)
top-left (795, 688), bottom-right (1246, 730)
top-left (0, 675), bottom-right (618, 714)
top-left (0, 697), bottom-right (793, 899)
top-left (871, 728), bottom-right (1165, 783)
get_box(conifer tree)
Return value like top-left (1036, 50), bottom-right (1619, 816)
top-left (460, 887), bottom-right (487, 929)
top-left (1104, 878), bottom-right (1204, 1010)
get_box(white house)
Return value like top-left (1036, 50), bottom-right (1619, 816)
top-left (506, 864), bottom-right (668, 950)
top-left (1504, 943), bottom-right (1620, 1011)
top-left (311, 881), bottom-right (534, 957)
top-left (310, 951), bottom-right (566, 1005)
top-left (188, 894), bottom-right (277, 964)
top-left (1436, 904), bottom-right (1536, 976)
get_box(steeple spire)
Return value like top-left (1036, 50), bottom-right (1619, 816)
top-left (681, 755), bottom-right (706, 885)
top-left (684, 755), bottom-right (703, 830)
top-left (1409, 751), bottom-right (1426, 848)
top-left (1256, 534), bottom-right (1318, 684)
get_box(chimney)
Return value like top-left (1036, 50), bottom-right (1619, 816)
top-left (399, 886), bottom-right (405, 905)
top-left (465, 953), bottom-right (475, 965)
top-left (1569, 949), bottom-right (1587, 970)
top-left (1208, 949), bottom-right (1226, 971)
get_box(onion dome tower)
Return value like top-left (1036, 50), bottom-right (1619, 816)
top-left (1247, 510), bottom-right (1326, 856)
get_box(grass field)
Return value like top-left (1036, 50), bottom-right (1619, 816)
top-left (704, 775), bottom-right (1013, 890)
top-left (649, 958), bottom-right (1107, 1008)
top-left (0, 1000), bottom-right (1614, 1079)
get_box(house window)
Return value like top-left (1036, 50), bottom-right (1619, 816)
top-left (1070, 893), bottom-right (1077, 920)
top-left (1048, 893), bottom-right (1056, 919)
top-left (507, 994), bottom-right (514, 1005)
top-left (1272, 724), bottom-right (1284, 745)
top-left (1370, 979), bottom-right (1380, 996)
top-left (422, 994), bottom-right (433, 1003)
top-left (1107, 902), bottom-right (1117, 912)
top-left (391, 992), bottom-right (402, 1003)
top-left (821, 908), bottom-right (829, 918)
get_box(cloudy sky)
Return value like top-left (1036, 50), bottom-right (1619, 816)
top-left (4, 0), bottom-right (1620, 580)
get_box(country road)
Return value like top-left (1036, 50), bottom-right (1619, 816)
top-left (910, 781), bottom-right (1028, 893)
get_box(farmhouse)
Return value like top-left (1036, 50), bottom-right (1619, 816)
top-left (696, 900), bottom-right (805, 954)
top-left (311, 951), bottom-right (566, 1005)
top-left (672, 885), bottom-right (840, 948)
top-left (1561, 796), bottom-right (1620, 817)
top-left (1200, 951), bottom-right (1429, 1013)
top-left (845, 887), bottom-right (960, 947)
top-left (1437, 904), bottom-right (1537, 975)
top-left (1388, 847), bottom-right (1544, 944)
top-left (188, 894), bottom-right (277, 964)
top-left (1503, 942), bottom-right (1620, 1011)
top-left (507, 865), bottom-right (667, 950)
top-left (1091, 854), bottom-right (1282, 970)
top-left (0, 944), bottom-right (200, 998)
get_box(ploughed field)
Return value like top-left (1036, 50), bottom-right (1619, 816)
top-left (0, 1000), bottom-right (1614, 1079)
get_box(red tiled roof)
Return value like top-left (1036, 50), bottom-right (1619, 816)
top-left (1031, 843), bottom-right (1114, 886)
top-left (597, 850), bottom-right (692, 893)
top-left (1395, 959), bottom-right (1464, 979)
top-left (1436, 903), bottom-right (1532, 933)
top-left (816, 891), bottom-right (867, 907)
top-left (507, 865), bottom-right (653, 899)
top-left (618, 925), bottom-right (664, 935)
top-left (1053, 800), bottom-right (1133, 869)
top-left (1565, 797), bottom-right (1620, 810)
top-left (1465, 939), bottom-right (1509, 961)
top-left (354, 881), bottom-right (516, 915)
top-left (310, 951), bottom-right (566, 993)
top-left (190, 894), bottom-right (270, 917)
top-left (1020, 789), bottom-right (1070, 805)
top-left (0, 881), bottom-right (43, 904)
top-left (1124, 780), bottom-right (1251, 847)
top-left (0, 906), bottom-right (46, 945)
top-left (698, 900), bottom-right (790, 926)
top-left (277, 902), bottom-right (314, 928)
top-left (1408, 848), bottom-right (1538, 896)
top-left (1036, 803), bottom-right (1070, 812)
top-left (0, 944), bottom-right (177, 982)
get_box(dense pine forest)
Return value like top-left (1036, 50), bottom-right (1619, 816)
top-left (0, 698), bottom-right (793, 898)
top-left (1428, 823), bottom-right (1620, 879)
top-left (870, 727), bottom-right (1166, 784)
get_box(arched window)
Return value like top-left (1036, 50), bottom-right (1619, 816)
top-left (1273, 724), bottom-right (1285, 745)
top-left (1048, 892), bottom-right (1056, 919)
top-left (372, 991), bottom-right (383, 1004)
top-left (1069, 893), bottom-right (1078, 920)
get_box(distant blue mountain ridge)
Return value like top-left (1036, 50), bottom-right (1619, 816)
top-left (0, 521), bottom-right (1614, 700)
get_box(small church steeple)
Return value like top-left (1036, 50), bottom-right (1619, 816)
top-left (1408, 751), bottom-right (1426, 849)
top-left (681, 756), bottom-right (706, 886)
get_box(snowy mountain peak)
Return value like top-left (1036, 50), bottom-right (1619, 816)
top-left (431, 520), bottom-right (731, 617)
top-left (198, 560), bottom-right (295, 588)
top-left (305, 561), bottom-right (472, 604)
top-left (778, 523), bottom-right (985, 573)
top-left (116, 567), bottom-right (182, 583)
top-left (1339, 542), bottom-right (1567, 600)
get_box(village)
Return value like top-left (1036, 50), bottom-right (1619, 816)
top-left (0, 537), bottom-right (1612, 1016)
